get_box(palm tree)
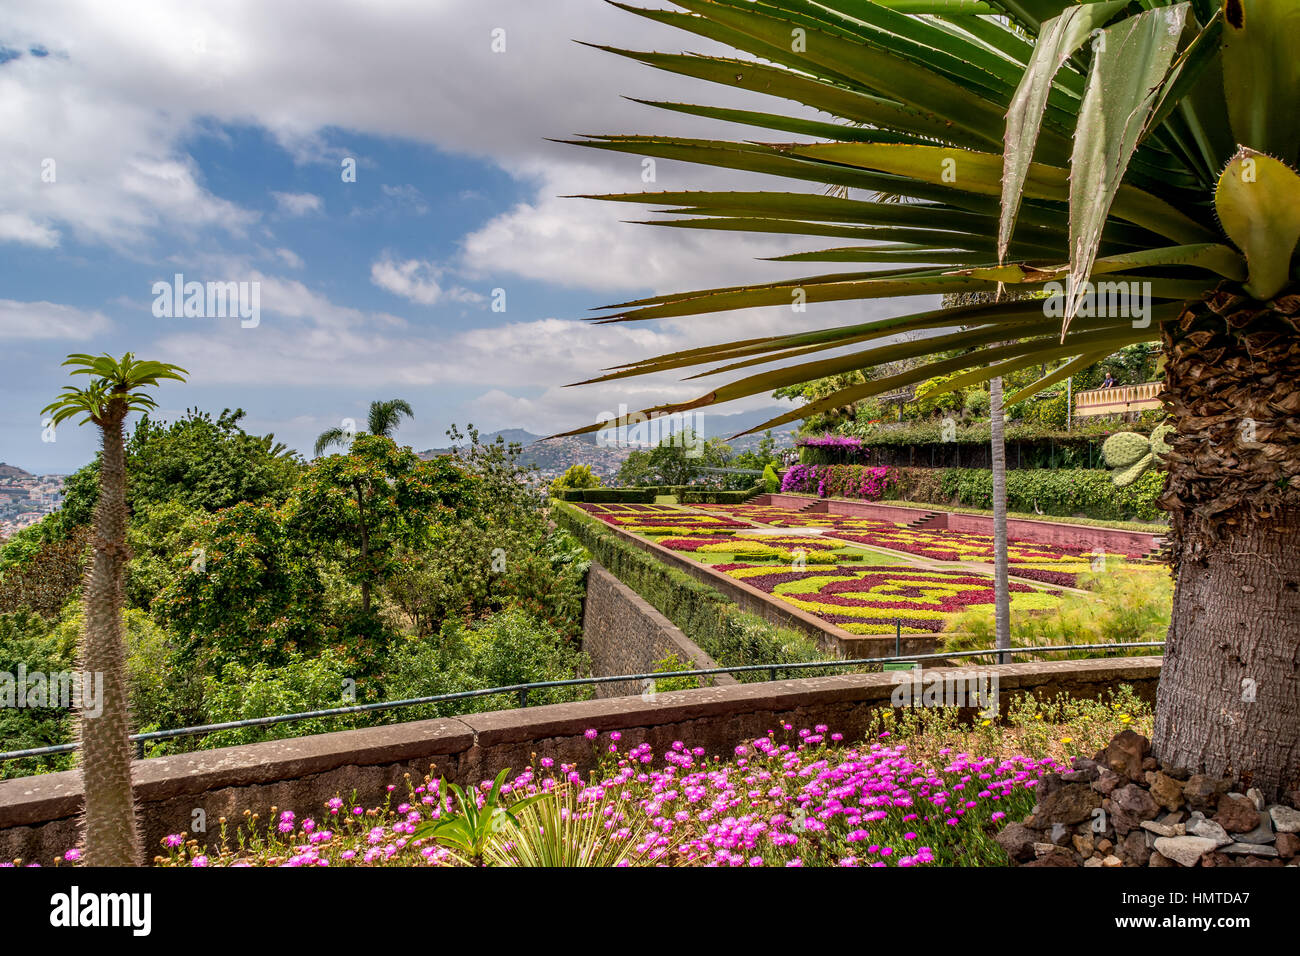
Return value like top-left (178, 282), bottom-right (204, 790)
top-left (562, 1), bottom-right (1300, 796)
top-left (314, 398), bottom-right (414, 457)
top-left (42, 353), bottom-right (187, 865)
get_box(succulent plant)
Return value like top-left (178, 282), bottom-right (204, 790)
top-left (1102, 424), bottom-right (1175, 488)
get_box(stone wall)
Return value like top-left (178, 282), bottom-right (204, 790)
top-left (581, 563), bottom-right (736, 698)
top-left (0, 657), bottom-right (1161, 863)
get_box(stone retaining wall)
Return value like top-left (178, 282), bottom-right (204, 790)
top-left (581, 563), bottom-right (736, 698)
top-left (0, 657), bottom-right (1161, 862)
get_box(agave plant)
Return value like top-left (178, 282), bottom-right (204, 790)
top-left (561, 1), bottom-right (1300, 795)
top-left (482, 783), bottom-right (669, 867)
top-left (412, 768), bottom-right (547, 866)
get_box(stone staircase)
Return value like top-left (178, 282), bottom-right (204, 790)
top-left (1140, 536), bottom-right (1172, 563)
top-left (905, 511), bottom-right (944, 530)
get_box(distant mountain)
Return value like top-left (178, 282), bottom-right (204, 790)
top-left (0, 462), bottom-right (34, 480)
top-left (417, 406), bottom-right (800, 478)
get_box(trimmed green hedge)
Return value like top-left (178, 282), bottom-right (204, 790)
top-left (800, 421), bottom-right (1158, 471)
top-left (551, 483), bottom-right (763, 505)
top-left (885, 466), bottom-right (1166, 523)
top-left (552, 503), bottom-right (827, 677)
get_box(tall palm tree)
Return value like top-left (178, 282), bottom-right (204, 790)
top-left (42, 353), bottom-right (187, 865)
top-left (314, 398), bottom-right (414, 457)
top-left (560, 1), bottom-right (1300, 795)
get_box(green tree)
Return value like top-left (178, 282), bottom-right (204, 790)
top-left (314, 398), bottom-right (415, 456)
top-left (564, 1), bottom-right (1300, 795)
top-left (155, 501), bottom-right (323, 670)
top-left (286, 434), bottom-right (476, 615)
top-left (550, 463), bottom-right (602, 493)
top-left (41, 352), bottom-right (186, 866)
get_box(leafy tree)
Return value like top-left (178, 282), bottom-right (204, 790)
top-left (0, 610), bottom-right (76, 779)
top-left (550, 464), bottom-right (602, 493)
top-left (387, 426), bottom-right (586, 639)
top-left (286, 434), bottom-right (476, 615)
top-left (155, 501), bottom-right (323, 670)
top-left (126, 408), bottom-right (300, 512)
top-left (615, 427), bottom-right (728, 486)
top-left (41, 351), bottom-right (186, 865)
top-left (314, 398), bottom-right (414, 457)
top-left (0, 526), bottom-right (90, 618)
top-left (564, 2), bottom-right (1300, 794)
top-left (45, 409), bottom-right (300, 538)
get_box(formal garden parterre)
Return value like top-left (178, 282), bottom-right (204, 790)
top-left (574, 500), bottom-right (1088, 635)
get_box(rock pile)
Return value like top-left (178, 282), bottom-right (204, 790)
top-left (996, 730), bottom-right (1300, 867)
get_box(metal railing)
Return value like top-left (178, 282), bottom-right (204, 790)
top-left (0, 641), bottom-right (1164, 765)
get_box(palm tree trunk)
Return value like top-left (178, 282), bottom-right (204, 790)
top-left (1151, 287), bottom-right (1300, 798)
top-left (989, 375), bottom-right (1012, 663)
top-left (944, 291), bottom-right (1013, 661)
top-left (80, 405), bottom-right (142, 865)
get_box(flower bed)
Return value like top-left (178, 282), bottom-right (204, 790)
top-left (715, 564), bottom-right (1060, 634)
top-left (134, 724), bottom-right (1061, 868)
top-left (656, 535), bottom-right (849, 564)
top-left (780, 463), bottom-right (895, 499)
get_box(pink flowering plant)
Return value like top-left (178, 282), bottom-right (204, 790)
top-left (134, 724), bottom-right (1065, 867)
top-left (25, 689), bottom-right (1151, 869)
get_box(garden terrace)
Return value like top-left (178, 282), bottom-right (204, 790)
top-left (570, 498), bottom-right (1160, 640)
top-left (0, 656), bottom-right (1163, 863)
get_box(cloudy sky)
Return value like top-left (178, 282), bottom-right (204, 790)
top-left (1, 0), bottom-right (929, 473)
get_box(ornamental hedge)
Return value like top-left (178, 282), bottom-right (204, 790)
top-left (798, 422), bottom-right (1157, 471)
top-left (885, 467), bottom-right (1166, 523)
top-left (552, 483), bottom-right (763, 505)
top-left (551, 503), bottom-right (827, 674)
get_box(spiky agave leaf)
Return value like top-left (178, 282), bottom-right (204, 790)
top-left (559, 0), bottom-right (1297, 438)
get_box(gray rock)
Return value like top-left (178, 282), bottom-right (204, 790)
top-left (1140, 820), bottom-right (1179, 838)
top-left (1152, 835), bottom-right (1219, 867)
top-left (1269, 804), bottom-right (1300, 834)
top-left (1187, 817), bottom-right (1232, 847)
top-left (1247, 787), bottom-right (1265, 811)
top-left (1233, 812), bottom-right (1275, 845)
top-left (1221, 842), bottom-right (1279, 857)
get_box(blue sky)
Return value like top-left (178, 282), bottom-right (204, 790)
top-left (0, 0), bottom-right (927, 474)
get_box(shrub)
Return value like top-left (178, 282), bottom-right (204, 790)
top-left (762, 463), bottom-right (780, 493)
top-left (0, 526), bottom-right (89, 619)
top-left (944, 569), bottom-right (1172, 658)
top-left (550, 464), bottom-right (602, 493)
top-left (884, 467), bottom-right (1166, 523)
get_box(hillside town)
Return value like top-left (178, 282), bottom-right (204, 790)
top-left (0, 463), bottom-right (65, 536)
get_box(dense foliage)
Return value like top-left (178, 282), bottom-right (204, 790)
top-left (0, 414), bottom-right (594, 774)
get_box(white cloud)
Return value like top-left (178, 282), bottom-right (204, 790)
top-left (274, 247), bottom-right (303, 269)
top-left (0, 211), bottom-right (60, 247)
top-left (0, 299), bottom-right (111, 339)
top-left (0, 0), bottom-right (804, 254)
top-left (370, 256), bottom-right (482, 306)
top-left (270, 191), bottom-right (322, 216)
